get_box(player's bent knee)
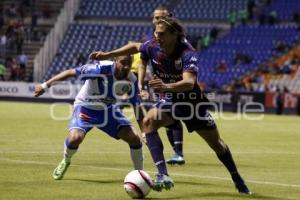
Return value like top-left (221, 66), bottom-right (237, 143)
top-left (142, 117), bottom-right (151, 127)
top-left (142, 117), bottom-right (160, 131)
top-left (68, 129), bottom-right (85, 145)
top-left (118, 127), bottom-right (141, 145)
top-left (130, 135), bottom-right (142, 146)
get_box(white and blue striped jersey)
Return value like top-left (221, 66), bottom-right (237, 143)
top-left (74, 61), bottom-right (139, 110)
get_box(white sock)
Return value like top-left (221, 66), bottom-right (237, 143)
top-left (130, 147), bottom-right (144, 170)
top-left (63, 141), bottom-right (77, 162)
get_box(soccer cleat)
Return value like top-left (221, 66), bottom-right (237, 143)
top-left (152, 174), bottom-right (174, 192)
top-left (52, 159), bottom-right (70, 180)
top-left (232, 174), bottom-right (252, 195)
top-left (166, 154), bottom-right (185, 165)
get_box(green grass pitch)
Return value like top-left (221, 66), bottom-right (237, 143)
top-left (0, 101), bottom-right (299, 200)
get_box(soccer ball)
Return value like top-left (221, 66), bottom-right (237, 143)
top-left (124, 170), bottom-right (153, 199)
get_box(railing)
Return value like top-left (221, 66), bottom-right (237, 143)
top-left (33, 0), bottom-right (80, 82)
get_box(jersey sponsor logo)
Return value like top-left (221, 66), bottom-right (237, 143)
top-left (84, 97), bottom-right (116, 104)
top-left (114, 81), bottom-right (132, 95)
top-left (155, 71), bottom-right (182, 80)
top-left (204, 112), bottom-right (215, 127)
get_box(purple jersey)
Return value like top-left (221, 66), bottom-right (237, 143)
top-left (140, 38), bottom-right (198, 84)
top-left (139, 38), bottom-right (208, 104)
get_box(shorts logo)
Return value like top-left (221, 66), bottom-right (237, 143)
top-left (204, 112), bottom-right (215, 127)
top-left (79, 112), bottom-right (92, 121)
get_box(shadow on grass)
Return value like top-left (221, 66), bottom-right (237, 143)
top-left (127, 191), bottom-right (287, 200)
top-left (175, 180), bottom-right (216, 187)
top-left (190, 161), bottom-right (254, 169)
top-left (195, 192), bottom-right (288, 200)
top-left (66, 178), bottom-right (123, 184)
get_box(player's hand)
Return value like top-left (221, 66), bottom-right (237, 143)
top-left (149, 75), bottom-right (168, 92)
top-left (89, 51), bottom-right (110, 60)
top-left (34, 84), bottom-right (45, 97)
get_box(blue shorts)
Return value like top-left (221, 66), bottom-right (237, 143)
top-left (69, 105), bottom-right (131, 139)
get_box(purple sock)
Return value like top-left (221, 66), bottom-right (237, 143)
top-left (166, 121), bottom-right (183, 156)
top-left (172, 128), bottom-right (183, 156)
top-left (217, 146), bottom-right (238, 174)
top-left (166, 128), bottom-right (175, 151)
top-left (145, 131), bottom-right (168, 175)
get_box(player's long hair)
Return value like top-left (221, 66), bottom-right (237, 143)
top-left (157, 17), bottom-right (185, 43)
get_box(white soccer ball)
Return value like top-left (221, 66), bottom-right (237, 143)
top-left (124, 170), bottom-right (153, 199)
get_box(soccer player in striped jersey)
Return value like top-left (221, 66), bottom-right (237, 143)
top-left (35, 55), bottom-right (143, 180)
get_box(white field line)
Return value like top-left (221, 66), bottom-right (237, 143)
top-left (1, 150), bottom-right (300, 155)
top-left (1, 157), bottom-right (300, 190)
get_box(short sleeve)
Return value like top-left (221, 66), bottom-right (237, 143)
top-left (75, 63), bottom-right (101, 78)
top-left (75, 62), bottom-right (113, 80)
top-left (139, 40), bottom-right (151, 62)
top-left (182, 51), bottom-right (199, 75)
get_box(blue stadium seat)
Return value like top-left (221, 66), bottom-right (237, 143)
top-left (44, 23), bottom-right (215, 81)
top-left (197, 24), bottom-right (299, 89)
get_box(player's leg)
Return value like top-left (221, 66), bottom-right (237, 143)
top-left (179, 106), bottom-right (251, 194)
top-left (53, 128), bottom-right (86, 180)
top-left (64, 128), bottom-right (86, 162)
top-left (138, 103), bottom-right (185, 165)
top-left (197, 128), bottom-right (251, 194)
top-left (99, 105), bottom-right (144, 170)
top-left (142, 107), bottom-right (174, 191)
top-left (165, 120), bottom-right (185, 165)
top-left (117, 126), bottom-right (143, 170)
top-left (165, 127), bottom-right (175, 151)
top-left (53, 105), bottom-right (92, 180)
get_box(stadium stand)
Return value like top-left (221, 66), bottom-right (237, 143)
top-left (43, 23), bottom-right (213, 81)
top-left (173, 0), bottom-right (248, 20)
top-left (264, 46), bottom-right (300, 93)
top-left (77, 0), bottom-right (169, 19)
top-left (198, 24), bottom-right (300, 90)
top-left (3, 0), bottom-right (299, 96)
top-left (0, 0), bottom-right (65, 81)
top-left (40, 0), bottom-right (300, 94)
top-left (263, 0), bottom-right (300, 21)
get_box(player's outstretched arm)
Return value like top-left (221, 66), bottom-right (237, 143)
top-left (89, 42), bottom-right (142, 60)
top-left (34, 69), bottom-right (76, 97)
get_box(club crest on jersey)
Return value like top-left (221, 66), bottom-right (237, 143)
top-left (174, 59), bottom-right (182, 70)
top-left (190, 56), bottom-right (198, 62)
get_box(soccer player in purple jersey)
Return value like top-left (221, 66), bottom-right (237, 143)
top-left (34, 55), bottom-right (144, 180)
top-left (143, 5), bottom-right (187, 165)
top-left (90, 17), bottom-right (251, 194)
